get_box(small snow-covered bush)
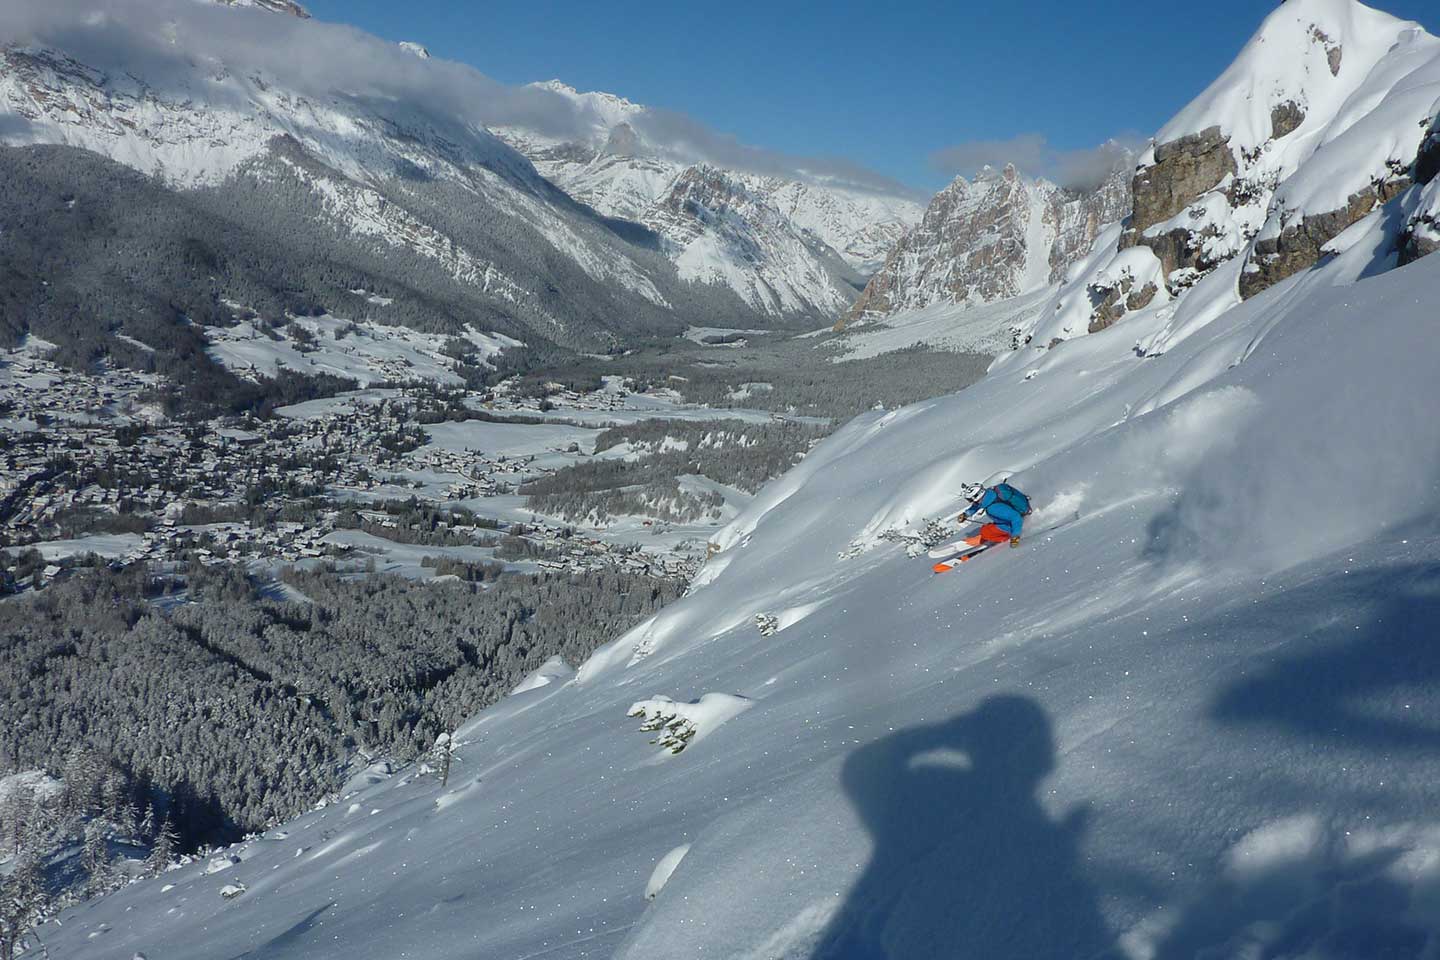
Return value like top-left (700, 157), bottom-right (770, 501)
top-left (754, 613), bottom-right (779, 637)
top-left (627, 694), bottom-right (753, 755)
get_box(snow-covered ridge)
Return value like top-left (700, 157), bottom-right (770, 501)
top-left (213, 0), bottom-right (310, 18)
top-left (1125, 0), bottom-right (1440, 300)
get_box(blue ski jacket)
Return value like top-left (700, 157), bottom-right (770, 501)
top-left (960, 487), bottom-right (1025, 537)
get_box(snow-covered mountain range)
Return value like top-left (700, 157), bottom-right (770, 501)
top-left (494, 81), bottom-right (925, 316)
top-left (0, 0), bottom-right (877, 367)
top-left (37, 5), bottom-right (1440, 956)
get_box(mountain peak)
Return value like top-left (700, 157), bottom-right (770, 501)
top-left (398, 41), bottom-right (431, 60)
top-left (1154, 0), bottom-right (1415, 151)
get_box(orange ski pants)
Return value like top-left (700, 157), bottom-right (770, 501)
top-left (964, 523), bottom-right (1012, 546)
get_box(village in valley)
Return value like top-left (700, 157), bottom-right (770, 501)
top-left (0, 338), bottom-right (739, 593)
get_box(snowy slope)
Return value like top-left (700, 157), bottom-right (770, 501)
top-left (42, 186), bottom-right (1440, 958)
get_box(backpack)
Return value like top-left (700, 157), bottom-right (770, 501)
top-left (992, 482), bottom-right (1032, 516)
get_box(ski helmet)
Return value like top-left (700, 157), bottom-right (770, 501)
top-left (961, 481), bottom-right (985, 502)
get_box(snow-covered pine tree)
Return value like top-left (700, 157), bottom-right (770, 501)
top-left (430, 732), bottom-right (456, 788)
top-left (82, 822), bottom-right (110, 896)
top-left (148, 817), bottom-right (178, 876)
top-left (0, 786), bottom-right (29, 856)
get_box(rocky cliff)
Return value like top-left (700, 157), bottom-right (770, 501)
top-left (841, 161), bottom-right (1131, 326)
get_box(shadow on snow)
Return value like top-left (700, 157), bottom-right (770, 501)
top-left (812, 695), bottom-right (1117, 959)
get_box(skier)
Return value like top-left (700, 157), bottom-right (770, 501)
top-left (956, 480), bottom-right (1031, 549)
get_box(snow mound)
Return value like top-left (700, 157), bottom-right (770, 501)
top-left (510, 655), bottom-right (576, 695)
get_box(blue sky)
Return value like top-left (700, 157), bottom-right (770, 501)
top-left (304, 0), bottom-right (1440, 193)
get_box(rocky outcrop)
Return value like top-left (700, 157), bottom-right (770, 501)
top-left (1413, 123), bottom-right (1440, 188)
top-left (1088, 278), bottom-right (1159, 334)
top-left (1398, 121), bottom-right (1440, 266)
top-left (1270, 101), bottom-right (1307, 140)
top-left (1123, 127), bottom-right (1236, 259)
top-left (1082, 247), bottom-right (1169, 334)
top-left (1400, 218), bottom-right (1440, 265)
top-left (1242, 174), bottom-right (1413, 299)
top-left (1310, 25), bottom-right (1343, 76)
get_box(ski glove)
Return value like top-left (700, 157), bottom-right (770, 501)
top-left (1009, 537), bottom-right (1021, 548)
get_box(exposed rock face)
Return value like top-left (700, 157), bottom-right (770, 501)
top-left (1310, 25), bottom-right (1343, 76)
top-left (642, 164), bottom-right (860, 317)
top-left (1241, 189), bottom-right (1379, 298)
top-left (1243, 171), bottom-right (1415, 297)
top-left (842, 161), bottom-right (1131, 325)
top-left (1088, 278), bottom-right (1160, 334)
top-left (1082, 247), bottom-right (1169, 334)
top-left (846, 165), bottom-right (1035, 319)
top-left (1047, 163), bottom-right (1134, 282)
top-left (1122, 126), bottom-right (1236, 274)
top-left (1400, 221), bottom-right (1440, 265)
top-left (1399, 122), bottom-right (1440, 266)
top-left (1414, 124), bottom-right (1440, 188)
top-left (1270, 101), bottom-right (1307, 139)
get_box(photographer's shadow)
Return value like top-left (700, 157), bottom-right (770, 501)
top-left (813, 695), bottom-right (1114, 959)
